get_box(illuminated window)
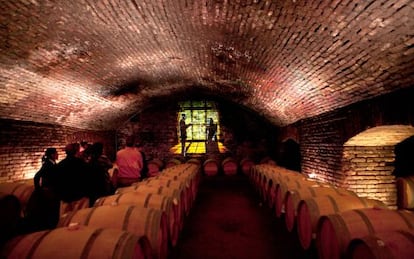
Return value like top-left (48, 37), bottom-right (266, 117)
top-left (170, 100), bottom-right (227, 155)
top-left (178, 100), bottom-right (220, 141)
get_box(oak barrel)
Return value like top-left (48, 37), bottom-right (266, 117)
top-left (222, 157), bottom-right (238, 175)
top-left (346, 229), bottom-right (414, 259)
top-left (396, 176), bottom-right (414, 210)
top-left (203, 158), bottom-right (219, 176)
top-left (94, 191), bottom-right (179, 247)
top-left (0, 226), bottom-right (152, 259)
top-left (0, 192), bottom-right (21, 243)
top-left (284, 185), bottom-right (354, 232)
top-left (274, 176), bottom-right (313, 218)
top-left (58, 205), bottom-right (168, 259)
top-left (316, 208), bottom-right (414, 259)
top-left (165, 158), bottom-right (182, 168)
top-left (297, 195), bottom-right (386, 250)
top-left (116, 184), bottom-right (185, 232)
top-left (148, 158), bottom-right (165, 177)
top-left (0, 182), bottom-right (34, 216)
top-left (240, 158), bottom-right (255, 175)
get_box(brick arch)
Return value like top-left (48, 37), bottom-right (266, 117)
top-left (280, 125), bottom-right (299, 144)
top-left (341, 125), bottom-right (414, 209)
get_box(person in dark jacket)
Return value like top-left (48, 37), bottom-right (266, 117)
top-left (27, 148), bottom-right (60, 230)
top-left (136, 141), bottom-right (149, 180)
top-left (55, 143), bottom-right (90, 203)
top-left (87, 142), bottom-right (114, 206)
top-left (34, 148), bottom-right (59, 190)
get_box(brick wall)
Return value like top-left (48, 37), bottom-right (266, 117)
top-left (0, 119), bottom-right (116, 183)
top-left (342, 146), bottom-right (396, 208)
top-left (300, 113), bottom-right (345, 185)
top-left (297, 88), bottom-right (414, 208)
top-left (116, 103), bottom-right (180, 162)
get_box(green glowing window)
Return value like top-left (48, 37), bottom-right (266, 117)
top-left (178, 100), bottom-right (220, 141)
top-left (171, 100), bottom-right (227, 155)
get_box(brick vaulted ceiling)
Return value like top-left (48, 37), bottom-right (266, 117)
top-left (1, 0), bottom-right (413, 130)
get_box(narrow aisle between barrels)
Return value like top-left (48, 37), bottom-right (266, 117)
top-left (169, 174), bottom-right (316, 259)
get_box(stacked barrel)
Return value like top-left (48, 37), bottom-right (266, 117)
top-left (250, 164), bottom-right (414, 259)
top-left (0, 162), bottom-right (201, 259)
top-left (0, 181), bottom-right (35, 243)
top-left (0, 180), bottom-right (35, 218)
top-left (201, 156), bottom-right (256, 176)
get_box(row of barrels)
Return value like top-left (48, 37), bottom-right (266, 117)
top-left (0, 162), bottom-right (202, 259)
top-left (147, 156), bottom-right (276, 177)
top-left (249, 164), bottom-right (414, 259)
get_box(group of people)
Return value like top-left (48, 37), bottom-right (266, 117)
top-left (30, 137), bottom-right (148, 231)
top-left (29, 141), bottom-right (114, 231)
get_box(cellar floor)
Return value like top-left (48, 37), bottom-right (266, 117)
top-left (168, 174), bottom-right (317, 259)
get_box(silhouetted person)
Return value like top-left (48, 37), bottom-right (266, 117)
top-left (56, 143), bottom-right (90, 203)
top-left (136, 141), bottom-right (149, 180)
top-left (207, 118), bottom-right (217, 142)
top-left (33, 148), bottom-right (59, 191)
top-left (27, 148), bottom-right (60, 230)
top-left (79, 141), bottom-right (91, 162)
top-left (180, 114), bottom-right (192, 156)
top-left (87, 142), bottom-right (114, 206)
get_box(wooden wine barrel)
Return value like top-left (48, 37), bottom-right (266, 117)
top-left (261, 168), bottom-right (305, 207)
top-left (148, 158), bottom-right (165, 177)
top-left (252, 165), bottom-right (278, 204)
top-left (0, 182), bottom-right (34, 216)
top-left (297, 195), bottom-right (387, 250)
top-left (0, 192), bottom-right (21, 243)
top-left (186, 158), bottom-right (201, 166)
top-left (140, 178), bottom-right (190, 216)
top-left (261, 167), bottom-right (303, 206)
top-left (260, 156), bottom-right (277, 165)
top-left (274, 176), bottom-right (312, 218)
top-left (222, 157), bottom-right (238, 175)
top-left (261, 170), bottom-right (273, 196)
top-left (94, 191), bottom-right (179, 247)
top-left (346, 229), bottom-right (414, 259)
top-left (249, 165), bottom-right (258, 185)
top-left (396, 176), bottom-right (414, 210)
top-left (240, 158), bottom-right (255, 175)
top-left (0, 225), bottom-right (152, 259)
top-left (160, 163), bottom-right (187, 176)
top-left (316, 208), bottom-right (414, 259)
top-left (284, 185), bottom-right (354, 232)
top-left (150, 171), bottom-right (197, 207)
top-left (116, 184), bottom-right (185, 232)
top-left (158, 163), bottom-right (201, 203)
top-left (160, 163), bottom-right (201, 194)
top-left (253, 166), bottom-right (266, 193)
top-left (58, 205), bottom-right (168, 259)
top-left (152, 169), bottom-right (195, 190)
top-left (59, 196), bottom-right (90, 216)
top-left (165, 158), bottom-right (182, 168)
top-left (263, 173), bottom-right (282, 208)
top-left (203, 158), bottom-right (219, 176)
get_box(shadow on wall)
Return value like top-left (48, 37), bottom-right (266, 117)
top-left (393, 135), bottom-right (414, 177)
top-left (279, 139), bottom-right (301, 172)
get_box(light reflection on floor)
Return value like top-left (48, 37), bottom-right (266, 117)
top-left (170, 141), bottom-right (228, 154)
